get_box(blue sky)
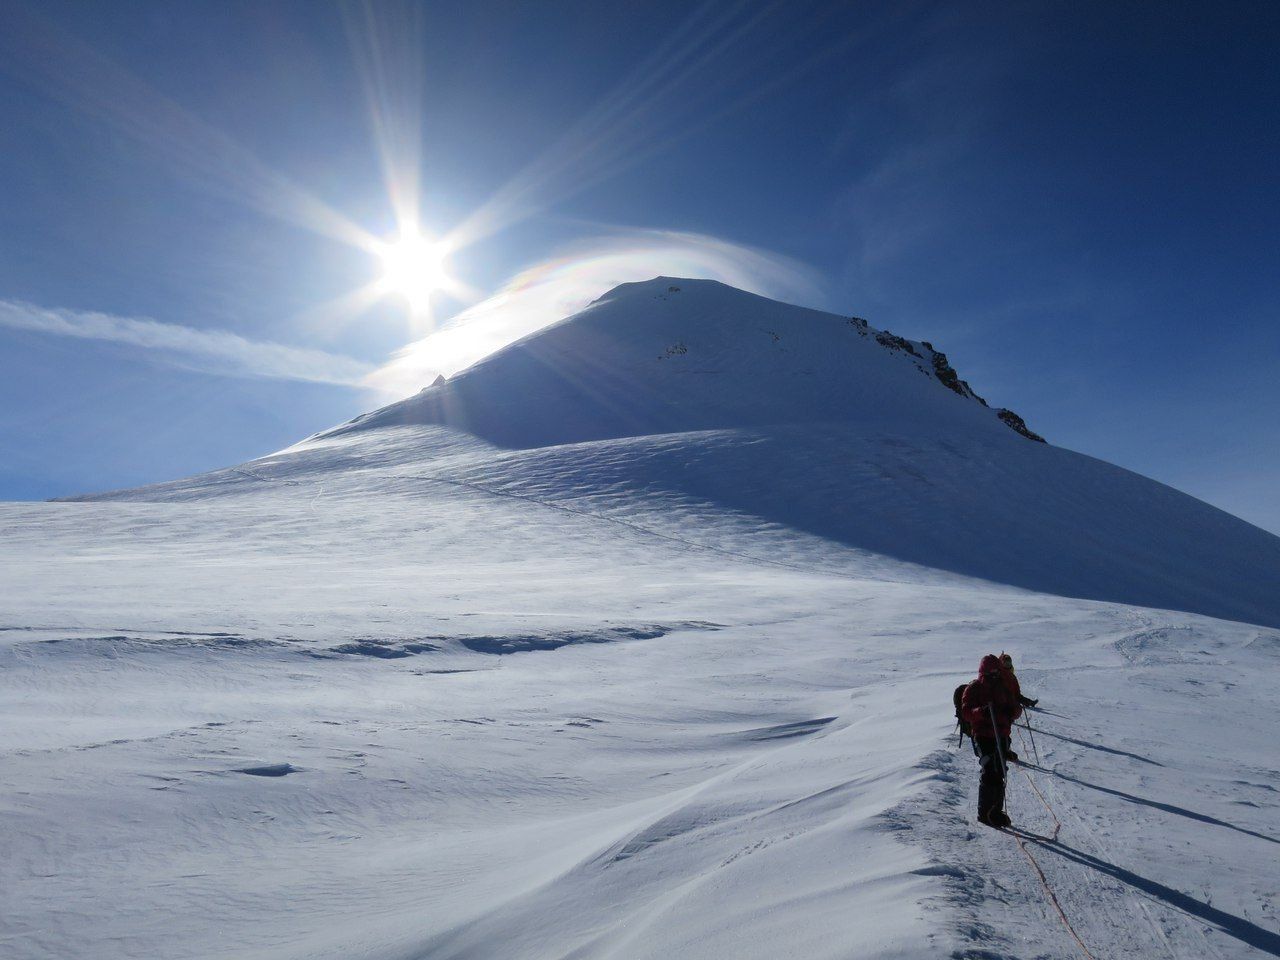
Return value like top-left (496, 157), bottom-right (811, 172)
top-left (1, 1), bottom-right (1277, 533)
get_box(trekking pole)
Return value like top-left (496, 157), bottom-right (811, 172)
top-left (1023, 711), bottom-right (1041, 766)
top-left (987, 704), bottom-right (1009, 815)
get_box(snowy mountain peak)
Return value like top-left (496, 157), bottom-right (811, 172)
top-left (328, 276), bottom-right (1042, 447)
top-left (61, 275), bottom-right (1280, 632)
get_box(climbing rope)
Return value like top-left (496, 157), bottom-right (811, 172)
top-left (1016, 725), bottom-right (1058, 841)
top-left (1009, 723), bottom-right (1097, 960)
top-left (1011, 829), bottom-right (1098, 960)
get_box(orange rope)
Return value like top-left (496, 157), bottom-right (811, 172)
top-left (1010, 725), bottom-right (1094, 958)
top-left (1012, 831), bottom-right (1098, 960)
top-left (1021, 768), bottom-right (1061, 842)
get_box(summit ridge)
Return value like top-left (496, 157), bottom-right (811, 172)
top-left (326, 277), bottom-right (1042, 448)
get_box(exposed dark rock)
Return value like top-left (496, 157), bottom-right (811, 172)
top-left (928, 350), bottom-right (987, 405)
top-left (997, 408), bottom-right (1046, 443)
top-left (874, 330), bottom-right (922, 358)
top-left (958, 379), bottom-right (988, 407)
top-left (861, 315), bottom-right (1038, 439)
top-left (931, 350), bottom-right (963, 394)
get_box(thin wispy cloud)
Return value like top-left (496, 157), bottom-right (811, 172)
top-left (1, 228), bottom-right (819, 396)
top-left (0, 300), bottom-right (373, 387)
top-left (366, 228), bottom-right (826, 398)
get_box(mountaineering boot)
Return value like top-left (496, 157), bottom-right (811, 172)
top-left (977, 803), bottom-right (1012, 828)
top-left (976, 807), bottom-right (1010, 829)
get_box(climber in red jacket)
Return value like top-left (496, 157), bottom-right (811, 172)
top-left (961, 653), bottom-right (1024, 828)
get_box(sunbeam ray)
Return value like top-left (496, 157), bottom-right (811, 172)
top-left (341, 0), bottom-right (426, 235)
top-left (442, 0), bottom-right (859, 254)
top-left (0, 5), bottom-right (379, 253)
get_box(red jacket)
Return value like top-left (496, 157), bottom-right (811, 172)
top-left (962, 655), bottom-right (1023, 738)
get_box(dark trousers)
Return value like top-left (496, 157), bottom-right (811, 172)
top-left (972, 736), bottom-right (1007, 816)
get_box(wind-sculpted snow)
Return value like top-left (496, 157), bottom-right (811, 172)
top-left (5, 277), bottom-right (1280, 958)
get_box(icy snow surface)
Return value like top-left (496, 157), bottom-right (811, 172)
top-left (3, 278), bottom-right (1279, 959)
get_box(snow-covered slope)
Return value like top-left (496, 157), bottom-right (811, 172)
top-left (323, 277), bottom-right (1032, 446)
top-left (4, 277), bottom-right (1279, 960)
top-left (77, 277), bottom-right (1280, 630)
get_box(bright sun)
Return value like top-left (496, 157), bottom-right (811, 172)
top-left (377, 230), bottom-right (451, 313)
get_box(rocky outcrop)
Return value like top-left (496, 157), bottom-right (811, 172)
top-left (924, 346), bottom-right (988, 406)
top-left (874, 329), bottom-right (922, 358)
top-left (863, 321), bottom-right (1042, 442)
top-left (997, 408), bottom-right (1046, 443)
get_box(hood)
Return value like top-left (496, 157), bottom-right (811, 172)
top-left (978, 654), bottom-right (1004, 679)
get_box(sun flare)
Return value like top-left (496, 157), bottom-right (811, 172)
top-left (376, 229), bottom-right (452, 313)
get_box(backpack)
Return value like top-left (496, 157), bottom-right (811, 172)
top-left (954, 683), bottom-right (973, 743)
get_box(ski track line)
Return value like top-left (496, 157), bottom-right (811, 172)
top-left (1038, 763), bottom-right (1220, 960)
top-left (309, 479), bottom-right (326, 517)
top-left (1008, 726), bottom-right (1096, 960)
top-left (1014, 723), bottom-right (1193, 960)
top-left (1044, 717), bottom-right (1224, 960)
top-left (1025, 781), bottom-right (1171, 960)
top-left (1012, 829), bottom-right (1097, 960)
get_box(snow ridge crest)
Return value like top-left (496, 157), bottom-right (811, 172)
top-left (332, 276), bottom-right (1043, 446)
